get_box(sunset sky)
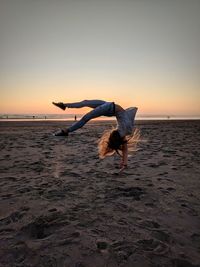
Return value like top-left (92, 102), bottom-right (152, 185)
top-left (0, 0), bottom-right (200, 116)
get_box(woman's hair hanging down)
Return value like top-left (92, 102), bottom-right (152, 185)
top-left (98, 128), bottom-right (141, 159)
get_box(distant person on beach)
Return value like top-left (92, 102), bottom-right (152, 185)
top-left (74, 115), bottom-right (77, 121)
top-left (53, 100), bottom-right (139, 172)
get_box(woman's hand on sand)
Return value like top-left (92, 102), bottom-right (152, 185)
top-left (119, 164), bottom-right (127, 174)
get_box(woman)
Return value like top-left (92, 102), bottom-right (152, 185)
top-left (53, 100), bottom-right (139, 172)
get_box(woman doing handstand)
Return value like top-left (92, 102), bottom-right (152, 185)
top-left (53, 100), bottom-right (139, 172)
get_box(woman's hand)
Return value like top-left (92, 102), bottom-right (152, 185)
top-left (119, 142), bottom-right (128, 174)
top-left (119, 164), bottom-right (127, 174)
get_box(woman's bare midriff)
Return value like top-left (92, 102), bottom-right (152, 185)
top-left (115, 104), bottom-right (125, 113)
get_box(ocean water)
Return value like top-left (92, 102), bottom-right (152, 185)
top-left (0, 114), bottom-right (199, 121)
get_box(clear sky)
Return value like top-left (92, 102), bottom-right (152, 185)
top-left (0, 0), bottom-right (200, 116)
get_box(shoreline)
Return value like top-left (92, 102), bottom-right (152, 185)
top-left (0, 118), bottom-right (200, 123)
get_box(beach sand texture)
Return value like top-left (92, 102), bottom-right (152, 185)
top-left (0, 120), bottom-right (200, 267)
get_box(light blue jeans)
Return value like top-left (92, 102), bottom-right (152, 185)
top-left (64, 100), bottom-right (115, 132)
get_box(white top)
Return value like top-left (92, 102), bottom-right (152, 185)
top-left (116, 107), bottom-right (138, 137)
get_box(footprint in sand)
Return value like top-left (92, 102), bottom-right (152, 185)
top-left (111, 240), bottom-right (135, 261)
top-left (145, 202), bottom-right (156, 208)
top-left (140, 220), bottom-right (160, 230)
top-left (0, 210), bottom-right (26, 226)
top-left (171, 258), bottom-right (200, 267)
top-left (136, 238), bottom-right (169, 255)
top-left (115, 186), bottom-right (145, 200)
top-left (21, 212), bottom-right (69, 240)
top-left (97, 240), bottom-right (108, 250)
top-left (152, 230), bottom-right (172, 243)
top-left (191, 233), bottom-right (200, 249)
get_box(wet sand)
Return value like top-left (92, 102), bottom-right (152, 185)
top-left (0, 120), bottom-right (200, 267)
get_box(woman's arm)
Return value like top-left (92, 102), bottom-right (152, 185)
top-left (119, 142), bottom-right (128, 173)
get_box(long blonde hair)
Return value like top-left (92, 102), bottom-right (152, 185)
top-left (98, 128), bottom-right (141, 159)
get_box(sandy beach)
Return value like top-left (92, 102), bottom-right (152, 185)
top-left (0, 120), bottom-right (200, 267)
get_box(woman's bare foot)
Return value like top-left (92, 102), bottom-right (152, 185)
top-left (52, 102), bottom-right (66, 111)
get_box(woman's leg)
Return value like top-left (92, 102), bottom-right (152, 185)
top-left (63, 100), bottom-right (106, 109)
top-left (68, 102), bottom-right (115, 133)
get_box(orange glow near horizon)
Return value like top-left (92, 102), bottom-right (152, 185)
top-left (1, 78), bottom-right (200, 116)
top-left (1, 87), bottom-right (199, 116)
